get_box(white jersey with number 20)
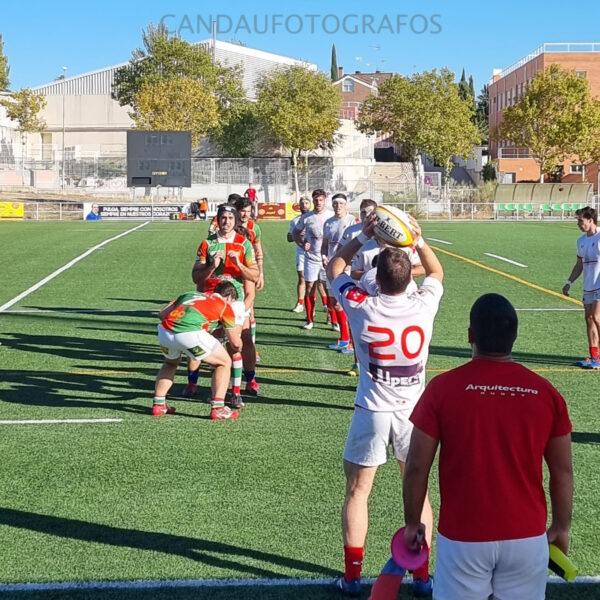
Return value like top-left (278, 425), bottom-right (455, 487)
top-left (333, 274), bottom-right (443, 412)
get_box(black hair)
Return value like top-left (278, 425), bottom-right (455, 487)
top-left (214, 280), bottom-right (239, 301)
top-left (469, 293), bottom-right (518, 355)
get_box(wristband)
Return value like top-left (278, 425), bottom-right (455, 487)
top-left (565, 280), bottom-right (572, 287)
top-left (357, 232), bottom-right (370, 245)
top-left (415, 238), bottom-right (425, 249)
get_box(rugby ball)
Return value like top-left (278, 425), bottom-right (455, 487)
top-left (374, 206), bottom-right (415, 247)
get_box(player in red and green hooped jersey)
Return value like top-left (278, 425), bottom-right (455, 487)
top-left (235, 197), bottom-right (264, 366)
top-left (154, 281), bottom-right (243, 421)
top-left (192, 204), bottom-right (261, 405)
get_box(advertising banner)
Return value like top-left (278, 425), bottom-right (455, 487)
top-left (0, 202), bottom-right (24, 219)
top-left (83, 203), bottom-right (186, 220)
top-left (257, 203), bottom-right (286, 220)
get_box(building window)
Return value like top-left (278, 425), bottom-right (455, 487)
top-left (342, 79), bottom-right (354, 92)
top-left (576, 71), bottom-right (587, 78)
top-left (570, 164), bottom-right (584, 174)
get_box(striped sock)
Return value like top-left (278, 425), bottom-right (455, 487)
top-left (153, 396), bottom-right (166, 406)
top-left (231, 356), bottom-right (242, 394)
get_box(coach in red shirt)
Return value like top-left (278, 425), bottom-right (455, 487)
top-left (403, 293), bottom-right (573, 600)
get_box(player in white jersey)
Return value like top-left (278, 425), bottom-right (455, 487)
top-left (327, 213), bottom-right (444, 597)
top-left (563, 206), bottom-right (600, 369)
top-left (287, 197), bottom-right (312, 312)
top-left (321, 193), bottom-right (359, 346)
top-left (292, 189), bottom-right (334, 329)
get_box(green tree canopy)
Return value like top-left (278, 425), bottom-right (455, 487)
top-left (113, 23), bottom-right (245, 146)
top-left (129, 77), bottom-right (219, 147)
top-left (0, 88), bottom-right (46, 137)
top-left (0, 34), bottom-right (9, 91)
top-left (255, 65), bottom-right (341, 194)
top-left (495, 64), bottom-right (599, 181)
top-left (358, 68), bottom-right (480, 196)
top-left (331, 44), bottom-right (338, 81)
top-left (475, 84), bottom-right (489, 142)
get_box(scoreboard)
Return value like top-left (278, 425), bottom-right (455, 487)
top-left (127, 131), bottom-right (192, 187)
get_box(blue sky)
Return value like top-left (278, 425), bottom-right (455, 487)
top-left (2, 0), bottom-right (600, 94)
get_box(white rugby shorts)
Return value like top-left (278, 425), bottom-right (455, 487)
top-left (343, 406), bottom-right (414, 466)
top-left (296, 249), bottom-right (305, 272)
top-left (157, 324), bottom-right (220, 361)
top-left (434, 532), bottom-right (548, 600)
top-left (582, 289), bottom-right (600, 305)
top-left (304, 256), bottom-right (324, 283)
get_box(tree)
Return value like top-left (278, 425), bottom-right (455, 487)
top-left (0, 34), bottom-right (9, 91)
top-left (0, 88), bottom-right (46, 182)
top-left (358, 68), bottom-right (479, 198)
top-left (482, 161), bottom-right (496, 182)
top-left (495, 64), bottom-right (594, 182)
top-left (255, 65), bottom-right (341, 195)
top-left (568, 97), bottom-right (600, 181)
top-left (212, 100), bottom-right (263, 158)
top-left (331, 44), bottom-right (338, 81)
top-left (475, 84), bottom-right (489, 142)
top-left (113, 23), bottom-right (245, 146)
top-left (129, 77), bottom-right (219, 146)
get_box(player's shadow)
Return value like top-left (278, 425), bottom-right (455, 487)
top-left (572, 431), bottom-right (600, 445)
top-left (4, 332), bottom-right (157, 365)
top-left (19, 305), bottom-right (159, 318)
top-left (430, 344), bottom-right (589, 366)
top-left (0, 507), bottom-right (338, 578)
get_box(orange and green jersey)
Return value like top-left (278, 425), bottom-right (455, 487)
top-left (161, 291), bottom-right (237, 333)
top-left (197, 232), bottom-right (256, 295)
top-left (209, 215), bottom-right (219, 234)
top-left (244, 220), bottom-right (262, 244)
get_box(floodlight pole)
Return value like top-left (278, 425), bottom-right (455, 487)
top-left (61, 66), bottom-right (67, 190)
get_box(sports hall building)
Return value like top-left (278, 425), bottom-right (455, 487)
top-left (489, 43), bottom-right (600, 190)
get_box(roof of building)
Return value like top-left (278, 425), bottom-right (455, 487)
top-left (493, 42), bottom-right (600, 82)
top-left (32, 39), bottom-right (317, 100)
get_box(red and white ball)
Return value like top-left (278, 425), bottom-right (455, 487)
top-left (374, 205), bottom-right (415, 247)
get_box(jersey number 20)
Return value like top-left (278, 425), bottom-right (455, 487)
top-left (367, 326), bottom-right (424, 361)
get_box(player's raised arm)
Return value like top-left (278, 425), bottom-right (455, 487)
top-left (409, 217), bottom-right (443, 284)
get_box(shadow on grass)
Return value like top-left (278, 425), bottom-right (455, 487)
top-left (0, 508), bottom-right (337, 580)
top-left (572, 431), bottom-right (600, 445)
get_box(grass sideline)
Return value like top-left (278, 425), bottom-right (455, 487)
top-left (0, 219), bottom-right (598, 599)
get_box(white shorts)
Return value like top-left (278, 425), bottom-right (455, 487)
top-left (296, 250), bottom-right (305, 272)
top-left (304, 256), bottom-right (324, 283)
top-left (231, 300), bottom-right (249, 325)
top-left (583, 289), bottom-right (600, 305)
top-left (434, 532), bottom-right (548, 600)
top-left (157, 324), bottom-right (220, 361)
top-left (343, 406), bottom-right (414, 466)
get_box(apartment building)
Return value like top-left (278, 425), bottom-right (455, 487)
top-left (489, 43), bottom-right (600, 189)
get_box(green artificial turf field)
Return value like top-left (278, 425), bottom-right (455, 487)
top-left (0, 219), bottom-right (598, 599)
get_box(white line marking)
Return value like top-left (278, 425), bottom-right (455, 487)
top-left (0, 222), bottom-right (150, 313)
top-left (515, 308), bottom-right (583, 312)
top-left (426, 237), bottom-right (452, 245)
top-left (2, 308), bottom-right (157, 314)
top-left (0, 418), bottom-right (123, 425)
top-left (484, 253), bottom-right (528, 268)
top-left (0, 575), bottom-right (596, 593)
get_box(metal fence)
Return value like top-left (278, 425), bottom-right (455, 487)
top-left (6, 199), bottom-right (597, 222)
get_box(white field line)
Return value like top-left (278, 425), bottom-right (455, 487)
top-left (484, 253), bottom-right (528, 268)
top-left (0, 222), bottom-right (150, 313)
top-left (0, 418), bottom-right (123, 425)
top-left (426, 237), bottom-right (452, 245)
top-left (0, 575), bottom-right (596, 593)
top-left (516, 308), bottom-right (583, 312)
top-left (2, 308), bottom-right (157, 314)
